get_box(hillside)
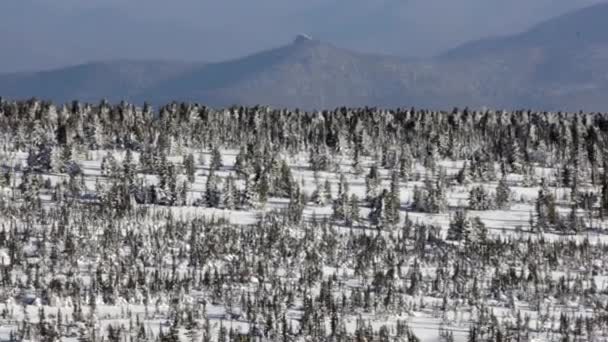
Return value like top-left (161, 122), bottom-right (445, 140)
top-left (0, 60), bottom-right (198, 104)
top-left (136, 37), bottom-right (471, 109)
top-left (438, 2), bottom-right (608, 110)
top-left (2, 3), bottom-right (608, 110)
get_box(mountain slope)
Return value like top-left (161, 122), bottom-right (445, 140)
top-left (137, 37), bottom-right (481, 109)
top-left (436, 2), bottom-right (608, 110)
top-left (0, 60), bottom-right (199, 104)
top-left (2, 3), bottom-right (608, 110)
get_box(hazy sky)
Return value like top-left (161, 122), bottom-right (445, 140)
top-left (0, 0), bottom-right (604, 72)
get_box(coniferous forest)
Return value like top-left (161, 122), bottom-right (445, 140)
top-left (1, 98), bottom-right (608, 341)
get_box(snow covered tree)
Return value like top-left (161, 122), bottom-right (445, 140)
top-left (365, 164), bottom-right (381, 203)
top-left (205, 171), bottom-right (221, 207)
top-left (469, 216), bottom-right (488, 244)
top-left (468, 185), bottom-right (492, 210)
top-left (385, 170), bottom-right (401, 225)
top-left (495, 176), bottom-right (511, 209)
top-left (223, 174), bottom-right (237, 209)
top-left (234, 147), bottom-right (248, 178)
top-left (287, 185), bottom-right (305, 224)
top-left (447, 210), bottom-right (472, 242)
top-left (368, 189), bottom-right (388, 226)
top-left (310, 180), bottom-right (325, 206)
top-left (275, 160), bottom-right (294, 198)
top-left (535, 179), bottom-right (557, 231)
top-left (456, 161), bottom-right (471, 185)
top-left (27, 144), bottom-right (52, 172)
top-left (240, 177), bottom-right (257, 209)
top-left (332, 192), bottom-right (348, 221)
top-left (323, 178), bottom-right (332, 204)
top-left (399, 147), bottom-right (413, 180)
top-left (210, 146), bottom-right (223, 171)
top-left (256, 172), bottom-right (269, 206)
top-left (347, 194), bottom-right (360, 226)
top-left (183, 153), bottom-right (196, 183)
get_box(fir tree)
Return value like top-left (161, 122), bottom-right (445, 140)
top-left (365, 164), bottom-right (381, 203)
top-left (495, 176), bottom-right (511, 209)
top-left (223, 174), bottom-right (237, 209)
top-left (205, 171), bottom-right (221, 208)
top-left (183, 153), bottom-right (196, 183)
top-left (385, 170), bottom-right (401, 225)
top-left (210, 146), bottom-right (223, 171)
top-left (447, 210), bottom-right (472, 242)
top-left (468, 185), bottom-right (492, 210)
top-left (457, 161), bottom-right (471, 185)
top-left (347, 194), bottom-right (360, 226)
top-left (240, 177), bottom-right (257, 209)
top-left (323, 178), bottom-right (332, 204)
top-left (256, 172), bottom-right (269, 206)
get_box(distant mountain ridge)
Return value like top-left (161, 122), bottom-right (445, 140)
top-left (0, 60), bottom-right (200, 104)
top-left (2, 2), bottom-right (608, 111)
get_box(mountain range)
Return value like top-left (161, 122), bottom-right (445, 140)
top-left (1, 2), bottom-right (608, 111)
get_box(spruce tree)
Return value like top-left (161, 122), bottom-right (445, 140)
top-left (469, 185), bottom-right (492, 210)
top-left (205, 171), bottom-right (221, 208)
top-left (210, 146), bottom-right (223, 171)
top-left (495, 176), bottom-right (511, 209)
top-left (256, 172), bottom-right (269, 207)
top-left (183, 153), bottom-right (196, 183)
top-left (240, 178), bottom-right (256, 209)
top-left (365, 164), bottom-right (381, 203)
top-left (447, 210), bottom-right (471, 242)
top-left (323, 179), bottom-right (332, 204)
top-left (385, 170), bottom-right (401, 224)
top-left (347, 194), bottom-right (360, 226)
top-left (223, 174), bottom-right (237, 209)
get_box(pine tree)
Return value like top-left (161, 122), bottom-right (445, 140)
top-left (601, 160), bottom-right (608, 218)
top-left (469, 216), bottom-right (488, 244)
top-left (365, 164), bottom-right (381, 203)
top-left (205, 171), bottom-right (221, 208)
top-left (447, 210), bottom-right (472, 242)
top-left (185, 311), bottom-right (199, 342)
top-left (332, 192), bottom-right (348, 221)
top-left (337, 173), bottom-right (349, 196)
top-left (368, 189), bottom-right (387, 226)
top-left (495, 176), bottom-right (511, 209)
top-left (276, 160), bottom-right (294, 198)
top-left (507, 139), bottom-right (522, 173)
top-left (385, 170), bottom-right (401, 225)
top-left (210, 146), bottom-right (223, 171)
top-left (223, 174), bottom-right (237, 209)
top-left (352, 147), bottom-right (364, 175)
top-left (256, 172), bottom-right (269, 206)
top-left (416, 177), bottom-right (448, 214)
top-left (536, 179), bottom-right (557, 231)
top-left (240, 177), bottom-right (257, 209)
top-left (456, 161), bottom-right (471, 185)
top-left (183, 153), bottom-right (196, 183)
top-left (323, 178), bottom-right (332, 204)
top-left (310, 181), bottom-right (324, 206)
top-left (399, 147), bottom-right (412, 180)
top-left (58, 144), bottom-right (73, 173)
top-left (234, 147), bottom-right (248, 176)
top-left (287, 185), bottom-right (304, 224)
top-left (347, 194), bottom-right (360, 226)
top-left (27, 144), bottom-right (52, 173)
top-left (468, 185), bottom-right (492, 210)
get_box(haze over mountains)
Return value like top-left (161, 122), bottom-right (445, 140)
top-left (1, 2), bottom-right (608, 111)
top-left (1, 0), bottom-right (603, 72)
